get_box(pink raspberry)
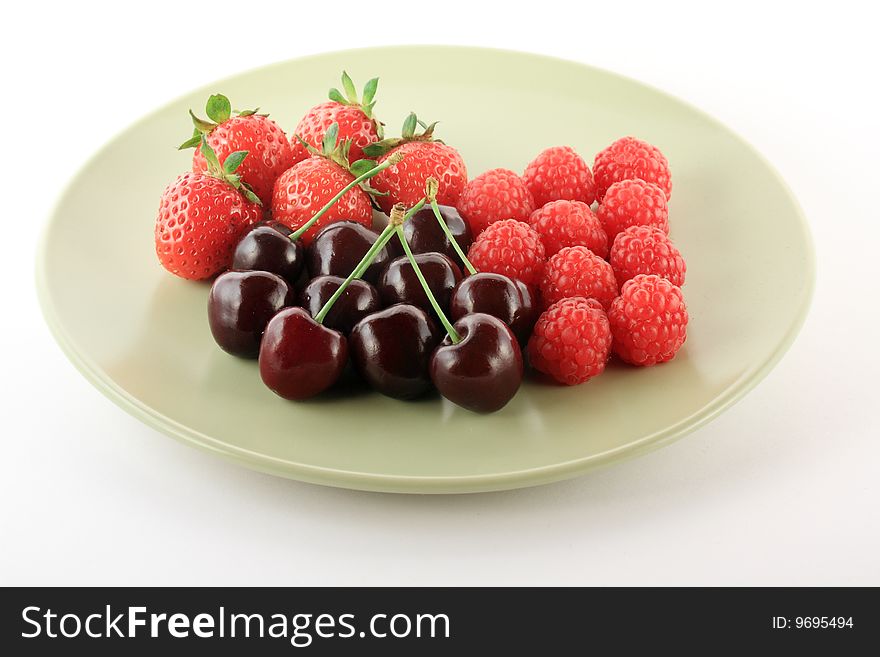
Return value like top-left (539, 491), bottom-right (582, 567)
top-left (608, 274), bottom-right (688, 366)
top-left (458, 168), bottom-right (535, 235)
top-left (527, 297), bottom-right (611, 385)
top-left (528, 200), bottom-right (609, 259)
top-left (610, 225), bottom-right (686, 287)
top-left (522, 146), bottom-right (595, 207)
top-left (539, 246), bottom-right (617, 309)
top-left (467, 219), bottom-right (546, 286)
top-left (597, 179), bottom-right (669, 240)
top-left (593, 136), bottom-right (672, 201)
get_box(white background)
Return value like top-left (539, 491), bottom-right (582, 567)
top-left (2, 1), bottom-right (878, 586)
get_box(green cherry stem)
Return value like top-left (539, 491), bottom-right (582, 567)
top-left (424, 177), bottom-right (477, 274)
top-left (394, 217), bottom-right (461, 344)
top-left (312, 200), bottom-right (430, 325)
top-left (289, 151), bottom-right (404, 242)
top-left (432, 199), bottom-right (477, 274)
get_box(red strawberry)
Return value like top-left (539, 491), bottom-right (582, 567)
top-left (155, 139), bottom-right (262, 280)
top-left (291, 72), bottom-right (382, 166)
top-left (181, 94), bottom-right (293, 206)
top-left (271, 123), bottom-right (375, 244)
top-left (366, 113), bottom-right (468, 214)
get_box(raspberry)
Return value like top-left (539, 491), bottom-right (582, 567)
top-left (608, 274), bottom-right (688, 366)
top-left (540, 246), bottom-right (617, 309)
top-left (610, 226), bottom-right (686, 288)
top-left (523, 146), bottom-right (595, 207)
top-left (527, 297), bottom-right (611, 385)
top-left (467, 219), bottom-right (546, 286)
top-left (596, 179), bottom-right (669, 241)
top-left (593, 136), bottom-right (672, 201)
top-left (458, 168), bottom-right (535, 235)
top-left (528, 200), bottom-right (608, 259)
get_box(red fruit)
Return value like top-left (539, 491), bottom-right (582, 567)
top-left (271, 157), bottom-right (372, 244)
top-left (608, 274), bottom-right (688, 366)
top-left (527, 297), bottom-right (612, 385)
top-left (528, 200), bottom-right (608, 258)
top-left (523, 146), bottom-right (595, 207)
top-left (372, 141), bottom-right (467, 213)
top-left (610, 225), bottom-right (686, 288)
top-left (596, 179), bottom-right (669, 240)
top-left (593, 136), bottom-right (672, 201)
top-left (467, 219), bottom-right (546, 287)
top-left (155, 172), bottom-right (261, 280)
top-left (182, 94), bottom-right (293, 207)
top-left (540, 246), bottom-right (617, 309)
top-left (458, 168), bottom-right (535, 235)
top-left (290, 72), bottom-right (381, 165)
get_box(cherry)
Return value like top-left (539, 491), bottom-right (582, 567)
top-left (300, 275), bottom-right (381, 335)
top-left (259, 307), bottom-right (348, 400)
top-left (449, 272), bottom-right (538, 345)
top-left (308, 221), bottom-right (396, 284)
top-left (378, 253), bottom-right (463, 318)
top-left (349, 304), bottom-right (441, 399)
top-left (398, 204), bottom-right (473, 268)
top-left (231, 222), bottom-right (305, 285)
top-left (208, 270), bottom-right (295, 358)
top-left (430, 313), bottom-right (523, 413)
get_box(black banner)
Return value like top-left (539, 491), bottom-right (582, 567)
top-left (1, 587), bottom-right (876, 654)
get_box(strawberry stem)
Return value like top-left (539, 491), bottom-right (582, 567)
top-left (313, 201), bottom-right (425, 325)
top-left (289, 152), bottom-right (404, 241)
top-left (393, 207), bottom-right (461, 344)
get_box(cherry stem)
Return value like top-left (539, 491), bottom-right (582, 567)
top-left (312, 202), bottom-right (425, 325)
top-left (289, 152), bottom-right (404, 242)
top-left (429, 198), bottom-right (477, 275)
top-left (395, 224), bottom-right (461, 344)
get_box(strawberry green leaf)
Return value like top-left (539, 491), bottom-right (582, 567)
top-left (190, 110), bottom-right (216, 134)
top-left (401, 112), bottom-right (418, 140)
top-left (236, 108), bottom-right (260, 117)
top-left (322, 122), bottom-right (340, 154)
top-left (223, 150), bottom-right (249, 175)
top-left (362, 77), bottom-right (379, 106)
top-left (200, 136), bottom-right (223, 174)
top-left (178, 129), bottom-right (201, 150)
top-left (240, 182), bottom-right (262, 206)
top-left (329, 88), bottom-right (347, 104)
top-left (206, 94), bottom-right (232, 124)
top-left (350, 159), bottom-right (379, 177)
top-left (341, 71), bottom-right (358, 103)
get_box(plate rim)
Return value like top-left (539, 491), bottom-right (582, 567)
top-left (34, 45), bottom-right (816, 494)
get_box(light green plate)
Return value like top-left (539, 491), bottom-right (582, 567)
top-left (36, 47), bottom-right (814, 494)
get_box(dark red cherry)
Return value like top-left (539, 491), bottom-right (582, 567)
top-left (259, 307), bottom-right (348, 400)
top-left (400, 204), bottom-right (473, 268)
top-left (208, 270), bottom-right (295, 358)
top-left (308, 221), bottom-right (395, 284)
top-left (232, 223), bottom-right (304, 285)
top-left (378, 252), bottom-right (462, 318)
top-left (450, 272), bottom-right (538, 345)
top-left (430, 313), bottom-right (523, 413)
top-left (300, 275), bottom-right (381, 335)
top-left (349, 304), bottom-right (441, 399)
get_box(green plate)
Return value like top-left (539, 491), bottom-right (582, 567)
top-left (36, 46), bottom-right (814, 494)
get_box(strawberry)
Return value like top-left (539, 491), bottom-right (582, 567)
top-left (181, 94), bottom-right (293, 206)
top-left (271, 124), bottom-right (378, 244)
top-left (291, 72), bottom-right (382, 166)
top-left (365, 113), bottom-right (467, 214)
top-left (155, 139), bottom-right (262, 280)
